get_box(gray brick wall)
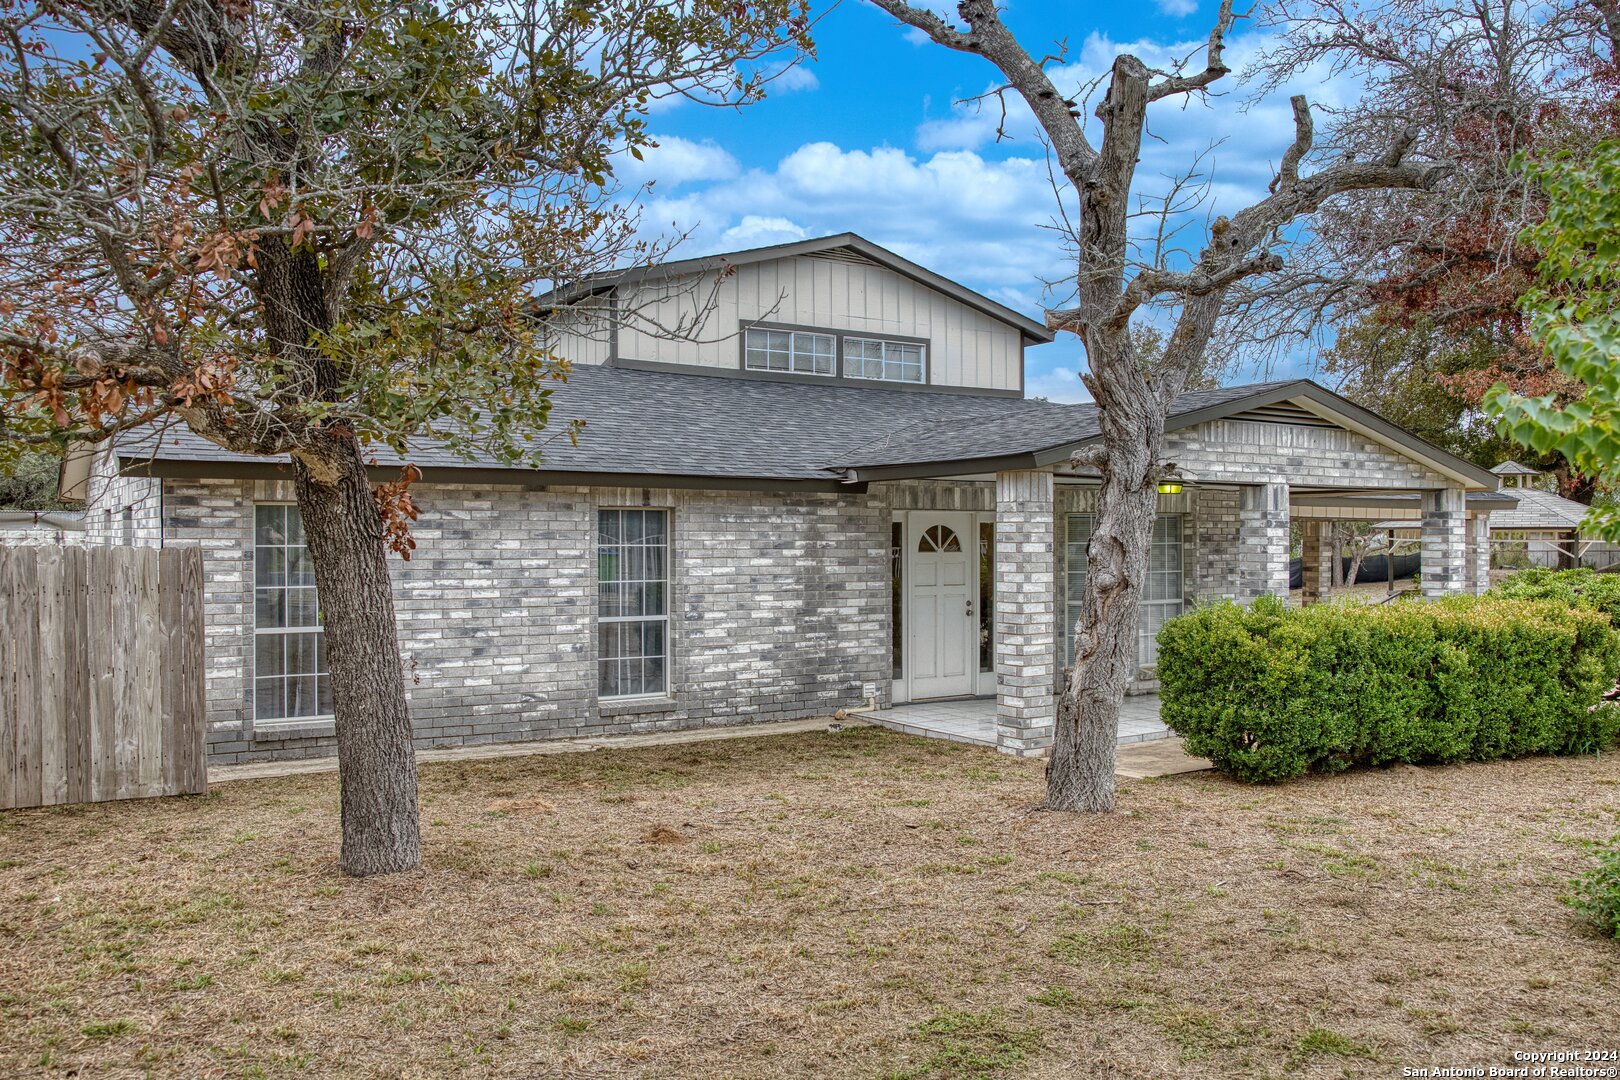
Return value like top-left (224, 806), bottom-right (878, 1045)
top-left (1236, 482), bottom-right (1292, 600)
top-left (166, 478), bottom-right (891, 765)
top-left (994, 470), bottom-right (1055, 756)
top-left (153, 415), bottom-right (1487, 766)
top-left (1421, 488), bottom-right (1469, 597)
top-left (1166, 418), bottom-right (1454, 489)
top-left (1191, 488), bottom-right (1242, 602)
top-left (1468, 513), bottom-right (1491, 594)
top-left (83, 443), bottom-right (163, 547)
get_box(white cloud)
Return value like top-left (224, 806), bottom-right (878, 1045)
top-left (1157, 0), bottom-right (1200, 16)
top-left (911, 29), bottom-right (1365, 214)
top-left (623, 24), bottom-right (1369, 393)
top-left (767, 64), bottom-right (821, 93)
top-left (721, 215), bottom-right (810, 246)
top-left (1024, 363), bottom-right (1092, 404)
top-left (617, 135), bottom-right (739, 189)
top-left (632, 141), bottom-right (1070, 366)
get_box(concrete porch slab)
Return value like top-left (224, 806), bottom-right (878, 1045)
top-left (1114, 736), bottom-right (1213, 779)
top-left (873, 694), bottom-right (1172, 753)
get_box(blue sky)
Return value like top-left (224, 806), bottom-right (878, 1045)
top-left (615, 0), bottom-right (1362, 401)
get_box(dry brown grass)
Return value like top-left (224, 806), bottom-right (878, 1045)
top-left (0, 727), bottom-right (1616, 1079)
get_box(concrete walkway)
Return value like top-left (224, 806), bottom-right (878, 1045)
top-left (871, 694), bottom-right (1170, 750)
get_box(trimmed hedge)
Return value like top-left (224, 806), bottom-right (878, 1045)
top-left (1489, 567), bottom-right (1620, 624)
top-left (1156, 596), bottom-right (1620, 783)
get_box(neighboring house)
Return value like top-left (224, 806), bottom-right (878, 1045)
top-left (1375, 460), bottom-right (1615, 571)
top-left (0, 510), bottom-right (85, 546)
top-left (1481, 460), bottom-right (1615, 569)
top-left (62, 233), bottom-right (1505, 764)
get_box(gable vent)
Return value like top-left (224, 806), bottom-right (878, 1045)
top-left (804, 247), bottom-right (880, 267)
top-left (1228, 401), bottom-right (1338, 427)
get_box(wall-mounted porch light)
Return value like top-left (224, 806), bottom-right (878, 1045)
top-left (1156, 480), bottom-right (1183, 495)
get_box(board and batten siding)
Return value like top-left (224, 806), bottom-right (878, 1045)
top-left (538, 304), bottom-right (614, 367)
top-left (543, 253), bottom-right (1025, 392)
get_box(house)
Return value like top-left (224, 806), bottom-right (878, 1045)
top-left (0, 510), bottom-right (85, 547)
top-left (63, 233), bottom-right (1504, 764)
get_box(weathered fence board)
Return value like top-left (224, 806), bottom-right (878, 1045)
top-left (0, 545), bottom-right (206, 810)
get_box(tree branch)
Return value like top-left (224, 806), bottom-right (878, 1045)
top-left (1147, 0), bottom-right (1237, 102)
top-left (866, 0), bottom-right (1099, 181)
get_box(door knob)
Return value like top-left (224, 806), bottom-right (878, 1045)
top-left (965, 601), bottom-right (974, 616)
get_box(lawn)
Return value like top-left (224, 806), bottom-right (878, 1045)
top-left (0, 727), bottom-right (1615, 1079)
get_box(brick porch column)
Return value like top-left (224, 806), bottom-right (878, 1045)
top-left (1299, 518), bottom-right (1334, 605)
top-left (1467, 510), bottom-right (1491, 595)
top-left (1421, 488), bottom-right (1468, 598)
top-left (994, 469), bottom-right (1055, 757)
top-left (1237, 481), bottom-right (1291, 602)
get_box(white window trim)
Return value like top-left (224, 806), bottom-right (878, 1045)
top-left (252, 503), bottom-right (333, 724)
top-left (596, 507), bottom-right (672, 701)
top-left (1063, 512), bottom-right (1184, 670)
top-left (743, 327), bottom-right (837, 377)
top-left (843, 335), bottom-right (927, 385)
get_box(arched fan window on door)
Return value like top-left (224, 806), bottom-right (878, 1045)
top-left (917, 524), bottom-right (961, 553)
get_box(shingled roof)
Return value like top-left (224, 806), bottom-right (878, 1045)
top-left (112, 365), bottom-right (1497, 492)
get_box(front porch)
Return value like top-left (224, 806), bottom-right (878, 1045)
top-left (873, 693), bottom-right (1171, 750)
top-left (885, 467), bottom-right (1495, 760)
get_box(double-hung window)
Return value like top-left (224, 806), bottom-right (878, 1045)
top-left (597, 508), bottom-right (670, 698)
top-left (744, 328), bottom-right (835, 375)
top-left (844, 337), bottom-right (925, 384)
top-left (254, 504), bottom-right (331, 721)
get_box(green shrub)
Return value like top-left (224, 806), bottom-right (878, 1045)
top-left (1489, 567), bottom-right (1620, 624)
top-left (1566, 835), bottom-right (1620, 940)
top-left (1156, 596), bottom-right (1620, 783)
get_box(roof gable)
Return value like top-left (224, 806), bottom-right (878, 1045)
top-left (545, 233), bottom-right (1054, 345)
top-left (833, 380), bottom-right (1501, 490)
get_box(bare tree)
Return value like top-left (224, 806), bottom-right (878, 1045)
top-left (0, 0), bottom-right (810, 873)
top-left (1334, 520), bottom-right (1390, 591)
top-left (869, 0), bottom-right (1447, 810)
top-left (1252, 0), bottom-right (1620, 484)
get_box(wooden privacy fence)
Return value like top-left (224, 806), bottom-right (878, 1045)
top-left (0, 545), bottom-right (206, 810)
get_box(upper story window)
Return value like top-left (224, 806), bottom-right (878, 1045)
top-left (744, 328), bottom-right (835, 376)
top-left (845, 337), bottom-right (925, 384)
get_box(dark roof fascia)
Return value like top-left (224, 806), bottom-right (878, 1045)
top-left (1290, 491), bottom-right (1519, 509)
top-left (118, 455), bottom-right (866, 495)
top-left (552, 233), bottom-right (1055, 345)
top-left (838, 452), bottom-right (1043, 483)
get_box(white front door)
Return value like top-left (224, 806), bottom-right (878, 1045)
top-left (907, 512), bottom-right (978, 699)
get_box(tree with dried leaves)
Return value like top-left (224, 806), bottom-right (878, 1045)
top-left (869, 0), bottom-right (1448, 811)
top-left (1256, 0), bottom-right (1620, 495)
top-left (0, 0), bottom-right (811, 874)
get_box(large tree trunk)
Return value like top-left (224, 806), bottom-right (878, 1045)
top-left (293, 436), bottom-right (421, 876)
top-left (1047, 391), bottom-right (1163, 812)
